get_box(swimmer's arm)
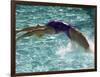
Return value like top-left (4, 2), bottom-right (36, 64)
top-left (68, 28), bottom-right (89, 49)
top-left (16, 24), bottom-right (45, 33)
top-left (16, 26), bottom-right (55, 40)
top-left (16, 26), bottom-right (37, 33)
top-left (16, 25), bottom-right (55, 34)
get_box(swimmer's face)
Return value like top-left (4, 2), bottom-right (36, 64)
top-left (45, 26), bottom-right (56, 34)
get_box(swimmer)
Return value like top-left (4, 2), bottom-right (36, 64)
top-left (16, 20), bottom-right (89, 50)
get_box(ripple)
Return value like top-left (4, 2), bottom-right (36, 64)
top-left (16, 4), bottom-right (95, 73)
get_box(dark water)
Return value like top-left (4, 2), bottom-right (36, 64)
top-left (16, 4), bottom-right (95, 73)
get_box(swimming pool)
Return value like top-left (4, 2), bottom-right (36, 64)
top-left (16, 4), bottom-right (95, 73)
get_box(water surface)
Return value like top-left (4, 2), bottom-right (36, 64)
top-left (16, 4), bottom-right (95, 73)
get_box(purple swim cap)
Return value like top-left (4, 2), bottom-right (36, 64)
top-left (46, 20), bottom-right (72, 38)
top-left (46, 20), bottom-right (71, 32)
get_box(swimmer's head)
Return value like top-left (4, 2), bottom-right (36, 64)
top-left (46, 20), bottom-right (71, 32)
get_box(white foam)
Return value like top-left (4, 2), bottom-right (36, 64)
top-left (56, 42), bottom-right (74, 59)
top-left (88, 39), bottom-right (95, 53)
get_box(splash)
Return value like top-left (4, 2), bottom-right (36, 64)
top-left (56, 36), bottom-right (94, 59)
top-left (88, 39), bottom-right (95, 53)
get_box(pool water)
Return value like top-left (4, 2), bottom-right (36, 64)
top-left (16, 4), bottom-right (95, 73)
